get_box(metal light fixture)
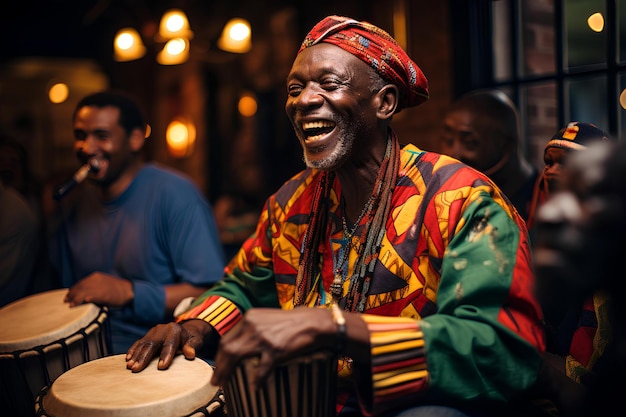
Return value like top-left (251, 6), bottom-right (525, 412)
top-left (157, 38), bottom-right (190, 65)
top-left (113, 11), bottom-right (251, 64)
top-left (157, 9), bottom-right (194, 41)
top-left (113, 28), bottom-right (147, 62)
top-left (217, 18), bottom-right (252, 53)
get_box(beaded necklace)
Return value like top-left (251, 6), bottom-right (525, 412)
top-left (330, 194), bottom-right (375, 301)
top-left (294, 130), bottom-right (399, 312)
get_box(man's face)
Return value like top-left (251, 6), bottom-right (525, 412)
top-left (73, 105), bottom-right (134, 187)
top-left (439, 109), bottom-right (505, 173)
top-left (541, 146), bottom-right (569, 195)
top-left (284, 43), bottom-right (380, 170)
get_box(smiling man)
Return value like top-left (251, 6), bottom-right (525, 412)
top-left (126, 16), bottom-right (546, 417)
top-left (49, 91), bottom-right (225, 354)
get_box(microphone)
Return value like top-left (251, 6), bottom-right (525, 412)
top-left (53, 159), bottom-right (101, 200)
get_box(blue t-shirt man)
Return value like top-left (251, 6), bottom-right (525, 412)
top-left (51, 163), bottom-right (225, 353)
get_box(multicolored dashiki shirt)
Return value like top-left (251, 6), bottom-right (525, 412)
top-left (177, 143), bottom-right (546, 416)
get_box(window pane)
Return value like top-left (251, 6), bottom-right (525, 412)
top-left (568, 76), bottom-right (608, 129)
top-left (620, 0), bottom-right (626, 64)
top-left (619, 75), bottom-right (626, 138)
top-left (521, 82), bottom-right (558, 169)
top-left (521, 0), bottom-right (556, 77)
top-left (565, 0), bottom-right (607, 70)
top-left (493, 0), bottom-right (514, 81)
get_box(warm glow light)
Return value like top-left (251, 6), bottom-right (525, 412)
top-left (48, 83), bottom-right (69, 104)
top-left (238, 94), bottom-right (257, 117)
top-left (166, 39), bottom-right (186, 55)
top-left (166, 118), bottom-right (196, 158)
top-left (587, 12), bottom-right (604, 32)
top-left (157, 38), bottom-right (189, 65)
top-left (620, 89), bottom-right (626, 110)
top-left (158, 9), bottom-right (193, 41)
top-left (218, 18), bottom-right (252, 53)
top-left (229, 23), bottom-right (250, 41)
top-left (166, 15), bottom-right (184, 33)
top-left (113, 28), bottom-right (146, 62)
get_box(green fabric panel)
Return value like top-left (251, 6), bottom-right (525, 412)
top-left (190, 266), bottom-right (280, 312)
top-left (420, 193), bottom-right (542, 402)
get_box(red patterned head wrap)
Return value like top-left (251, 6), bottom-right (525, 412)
top-left (298, 15), bottom-right (429, 110)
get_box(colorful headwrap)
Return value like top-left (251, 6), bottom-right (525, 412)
top-left (298, 15), bottom-right (429, 110)
top-left (545, 121), bottom-right (610, 152)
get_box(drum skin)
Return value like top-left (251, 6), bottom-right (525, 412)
top-left (0, 289), bottom-right (109, 417)
top-left (36, 354), bottom-right (221, 417)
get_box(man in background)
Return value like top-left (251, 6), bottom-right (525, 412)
top-left (439, 89), bottom-right (538, 221)
top-left (50, 91), bottom-right (225, 353)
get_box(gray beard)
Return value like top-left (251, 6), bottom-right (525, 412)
top-left (304, 118), bottom-right (356, 170)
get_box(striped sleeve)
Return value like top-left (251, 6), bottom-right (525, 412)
top-left (173, 265), bottom-right (279, 336)
top-left (359, 314), bottom-right (429, 414)
top-left (175, 295), bottom-right (242, 335)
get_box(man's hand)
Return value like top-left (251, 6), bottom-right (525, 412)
top-left (125, 320), bottom-right (211, 373)
top-left (65, 272), bottom-right (133, 307)
top-left (211, 307), bottom-right (336, 390)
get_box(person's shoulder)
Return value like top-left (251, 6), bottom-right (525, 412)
top-left (132, 164), bottom-right (208, 207)
top-left (139, 163), bottom-right (199, 189)
top-left (273, 168), bottom-right (315, 193)
top-left (271, 168), bottom-right (317, 205)
top-left (401, 143), bottom-right (484, 179)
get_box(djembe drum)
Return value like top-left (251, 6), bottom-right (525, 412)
top-left (35, 354), bottom-right (224, 417)
top-left (223, 351), bottom-right (338, 417)
top-left (0, 289), bottom-right (109, 417)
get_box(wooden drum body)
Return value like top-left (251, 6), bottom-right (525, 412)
top-left (0, 289), bottom-right (110, 417)
top-left (35, 354), bottom-right (223, 417)
top-left (224, 352), bottom-right (338, 417)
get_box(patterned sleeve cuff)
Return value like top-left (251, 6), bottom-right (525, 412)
top-left (361, 314), bottom-right (429, 412)
top-left (175, 295), bottom-right (242, 336)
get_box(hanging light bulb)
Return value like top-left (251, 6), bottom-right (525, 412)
top-left (48, 82), bottom-right (69, 104)
top-left (217, 18), bottom-right (252, 53)
top-left (238, 92), bottom-right (257, 117)
top-left (157, 38), bottom-right (190, 65)
top-left (166, 117), bottom-right (196, 158)
top-left (113, 28), bottom-right (146, 62)
top-left (157, 9), bottom-right (194, 41)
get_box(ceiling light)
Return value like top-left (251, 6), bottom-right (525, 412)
top-left (157, 38), bottom-right (190, 65)
top-left (113, 28), bottom-right (146, 62)
top-left (217, 18), bottom-right (252, 53)
top-left (157, 9), bottom-right (194, 41)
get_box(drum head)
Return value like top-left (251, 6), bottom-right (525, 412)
top-left (0, 289), bottom-right (101, 352)
top-left (42, 354), bottom-right (218, 417)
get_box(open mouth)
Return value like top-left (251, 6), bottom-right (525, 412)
top-left (302, 120), bottom-right (336, 143)
top-left (86, 158), bottom-right (108, 178)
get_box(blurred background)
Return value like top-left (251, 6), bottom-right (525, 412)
top-left (0, 0), bottom-right (624, 247)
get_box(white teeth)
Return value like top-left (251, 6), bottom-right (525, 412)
top-left (306, 134), bottom-right (326, 142)
top-left (302, 121), bottom-right (335, 130)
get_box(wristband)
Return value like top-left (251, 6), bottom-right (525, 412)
top-left (330, 303), bottom-right (347, 354)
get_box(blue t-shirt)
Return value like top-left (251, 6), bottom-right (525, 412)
top-left (51, 163), bottom-right (226, 353)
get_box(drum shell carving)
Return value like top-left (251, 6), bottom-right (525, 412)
top-left (223, 351), bottom-right (338, 417)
